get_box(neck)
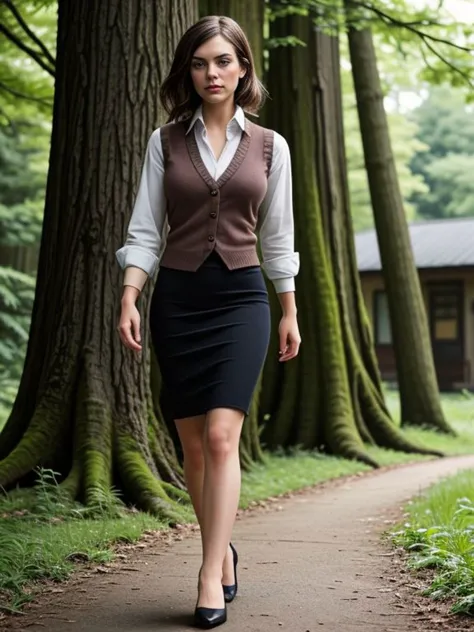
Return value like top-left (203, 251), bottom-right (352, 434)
top-left (201, 98), bottom-right (236, 130)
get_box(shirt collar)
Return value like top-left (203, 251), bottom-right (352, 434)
top-left (186, 104), bottom-right (246, 136)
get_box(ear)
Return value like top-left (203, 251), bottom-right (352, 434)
top-left (239, 66), bottom-right (247, 79)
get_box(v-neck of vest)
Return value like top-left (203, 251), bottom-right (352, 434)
top-left (185, 118), bottom-right (252, 191)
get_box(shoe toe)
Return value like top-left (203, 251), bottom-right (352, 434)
top-left (194, 606), bottom-right (227, 629)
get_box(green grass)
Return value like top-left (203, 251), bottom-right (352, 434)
top-left (0, 511), bottom-right (164, 613)
top-left (379, 387), bottom-right (474, 462)
top-left (392, 468), bottom-right (474, 615)
top-left (0, 390), bottom-right (473, 616)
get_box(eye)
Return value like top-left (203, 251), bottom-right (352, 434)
top-left (192, 61), bottom-right (204, 69)
top-left (219, 59), bottom-right (231, 66)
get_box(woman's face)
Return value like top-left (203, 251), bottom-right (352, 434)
top-left (190, 35), bottom-right (246, 106)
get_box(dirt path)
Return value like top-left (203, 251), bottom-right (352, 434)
top-left (6, 455), bottom-right (474, 632)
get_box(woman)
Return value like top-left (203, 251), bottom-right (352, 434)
top-left (116, 15), bottom-right (300, 629)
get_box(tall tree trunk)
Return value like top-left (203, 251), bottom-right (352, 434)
top-left (0, 0), bottom-right (198, 518)
top-left (0, 245), bottom-right (39, 274)
top-left (199, 0), bottom-right (266, 467)
top-left (346, 20), bottom-right (453, 434)
top-left (259, 9), bottom-right (442, 464)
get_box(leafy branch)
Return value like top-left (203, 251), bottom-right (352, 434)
top-left (0, 0), bottom-right (56, 77)
top-left (0, 81), bottom-right (53, 108)
top-left (286, 0), bottom-right (473, 89)
top-left (345, 0), bottom-right (473, 89)
top-left (348, 0), bottom-right (472, 53)
top-left (422, 37), bottom-right (472, 87)
top-left (3, 0), bottom-right (56, 68)
top-left (0, 24), bottom-right (55, 76)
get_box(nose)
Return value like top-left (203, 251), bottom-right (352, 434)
top-left (207, 63), bottom-right (218, 79)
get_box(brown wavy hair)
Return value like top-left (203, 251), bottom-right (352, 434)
top-left (160, 15), bottom-right (266, 123)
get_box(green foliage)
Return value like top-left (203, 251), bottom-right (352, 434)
top-left (392, 465), bottom-right (474, 615)
top-left (0, 97), bottom-right (48, 426)
top-left (0, 2), bottom-right (54, 217)
top-left (269, 0), bottom-right (474, 91)
top-left (424, 153), bottom-right (474, 217)
top-left (409, 86), bottom-right (474, 219)
top-left (0, 123), bottom-right (42, 421)
top-left (0, 126), bottom-right (44, 206)
top-left (266, 34), bottom-right (307, 48)
top-left (0, 123), bottom-right (45, 247)
top-left (0, 468), bottom-right (166, 613)
top-left (0, 0), bottom-right (56, 118)
top-left (355, 1), bottom-right (474, 92)
top-left (0, 267), bottom-right (35, 402)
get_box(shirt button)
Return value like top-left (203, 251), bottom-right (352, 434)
top-left (208, 235), bottom-right (215, 242)
top-left (210, 212), bottom-right (217, 218)
top-left (210, 189), bottom-right (218, 196)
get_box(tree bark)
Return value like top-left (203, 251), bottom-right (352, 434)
top-left (259, 9), bottom-right (442, 464)
top-left (346, 21), bottom-right (453, 434)
top-left (0, 0), bottom-right (198, 518)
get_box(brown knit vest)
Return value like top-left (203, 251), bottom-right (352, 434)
top-left (159, 118), bottom-right (274, 271)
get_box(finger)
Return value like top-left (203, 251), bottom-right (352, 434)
top-left (279, 330), bottom-right (289, 357)
top-left (287, 338), bottom-right (300, 359)
top-left (279, 337), bottom-right (300, 362)
top-left (119, 322), bottom-right (142, 351)
top-left (131, 316), bottom-right (142, 345)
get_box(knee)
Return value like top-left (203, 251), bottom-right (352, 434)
top-left (205, 426), bottom-right (233, 463)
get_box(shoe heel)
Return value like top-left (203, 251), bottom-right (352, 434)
top-left (223, 542), bottom-right (238, 603)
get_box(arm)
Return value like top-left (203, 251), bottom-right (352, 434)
top-left (258, 132), bottom-right (301, 361)
top-left (115, 127), bottom-right (167, 297)
top-left (116, 128), bottom-right (166, 352)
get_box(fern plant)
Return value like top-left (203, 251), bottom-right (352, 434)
top-left (0, 266), bottom-right (35, 418)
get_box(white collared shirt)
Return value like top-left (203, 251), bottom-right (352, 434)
top-left (116, 105), bottom-right (300, 293)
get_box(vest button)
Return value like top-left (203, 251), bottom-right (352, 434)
top-left (210, 189), bottom-right (218, 196)
top-left (210, 212), bottom-right (217, 219)
top-left (208, 235), bottom-right (215, 242)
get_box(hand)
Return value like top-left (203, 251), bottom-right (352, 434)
top-left (278, 314), bottom-right (301, 362)
top-left (118, 299), bottom-right (142, 352)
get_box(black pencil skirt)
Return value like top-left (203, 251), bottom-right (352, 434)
top-left (149, 251), bottom-right (271, 420)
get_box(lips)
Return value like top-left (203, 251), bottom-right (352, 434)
top-left (206, 85), bottom-right (222, 91)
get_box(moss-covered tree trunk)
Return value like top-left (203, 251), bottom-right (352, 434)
top-left (346, 21), bottom-right (453, 434)
top-left (259, 10), bottom-right (442, 465)
top-left (199, 0), bottom-right (266, 467)
top-left (0, 0), bottom-right (198, 519)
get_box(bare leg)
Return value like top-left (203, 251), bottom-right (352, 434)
top-left (175, 416), bottom-right (236, 586)
top-left (175, 416), bottom-right (206, 521)
top-left (197, 408), bottom-right (245, 608)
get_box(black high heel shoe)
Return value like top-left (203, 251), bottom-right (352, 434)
top-left (194, 571), bottom-right (227, 629)
top-left (222, 542), bottom-right (238, 603)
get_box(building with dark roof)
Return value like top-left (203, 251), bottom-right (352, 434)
top-left (355, 217), bottom-right (474, 390)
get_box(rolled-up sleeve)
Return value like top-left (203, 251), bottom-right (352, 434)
top-left (115, 128), bottom-right (167, 277)
top-left (258, 132), bottom-right (300, 293)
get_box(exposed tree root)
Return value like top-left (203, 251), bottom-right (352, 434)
top-left (0, 394), bottom-right (68, 487)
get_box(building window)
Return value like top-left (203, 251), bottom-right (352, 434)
top-left (430, 290), bottom-right (462, 342)
top-left (374, 291), bottom-right (392, 345)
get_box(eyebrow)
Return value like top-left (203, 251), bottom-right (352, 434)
top-left (192, 53), bottom-right (233, 61)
